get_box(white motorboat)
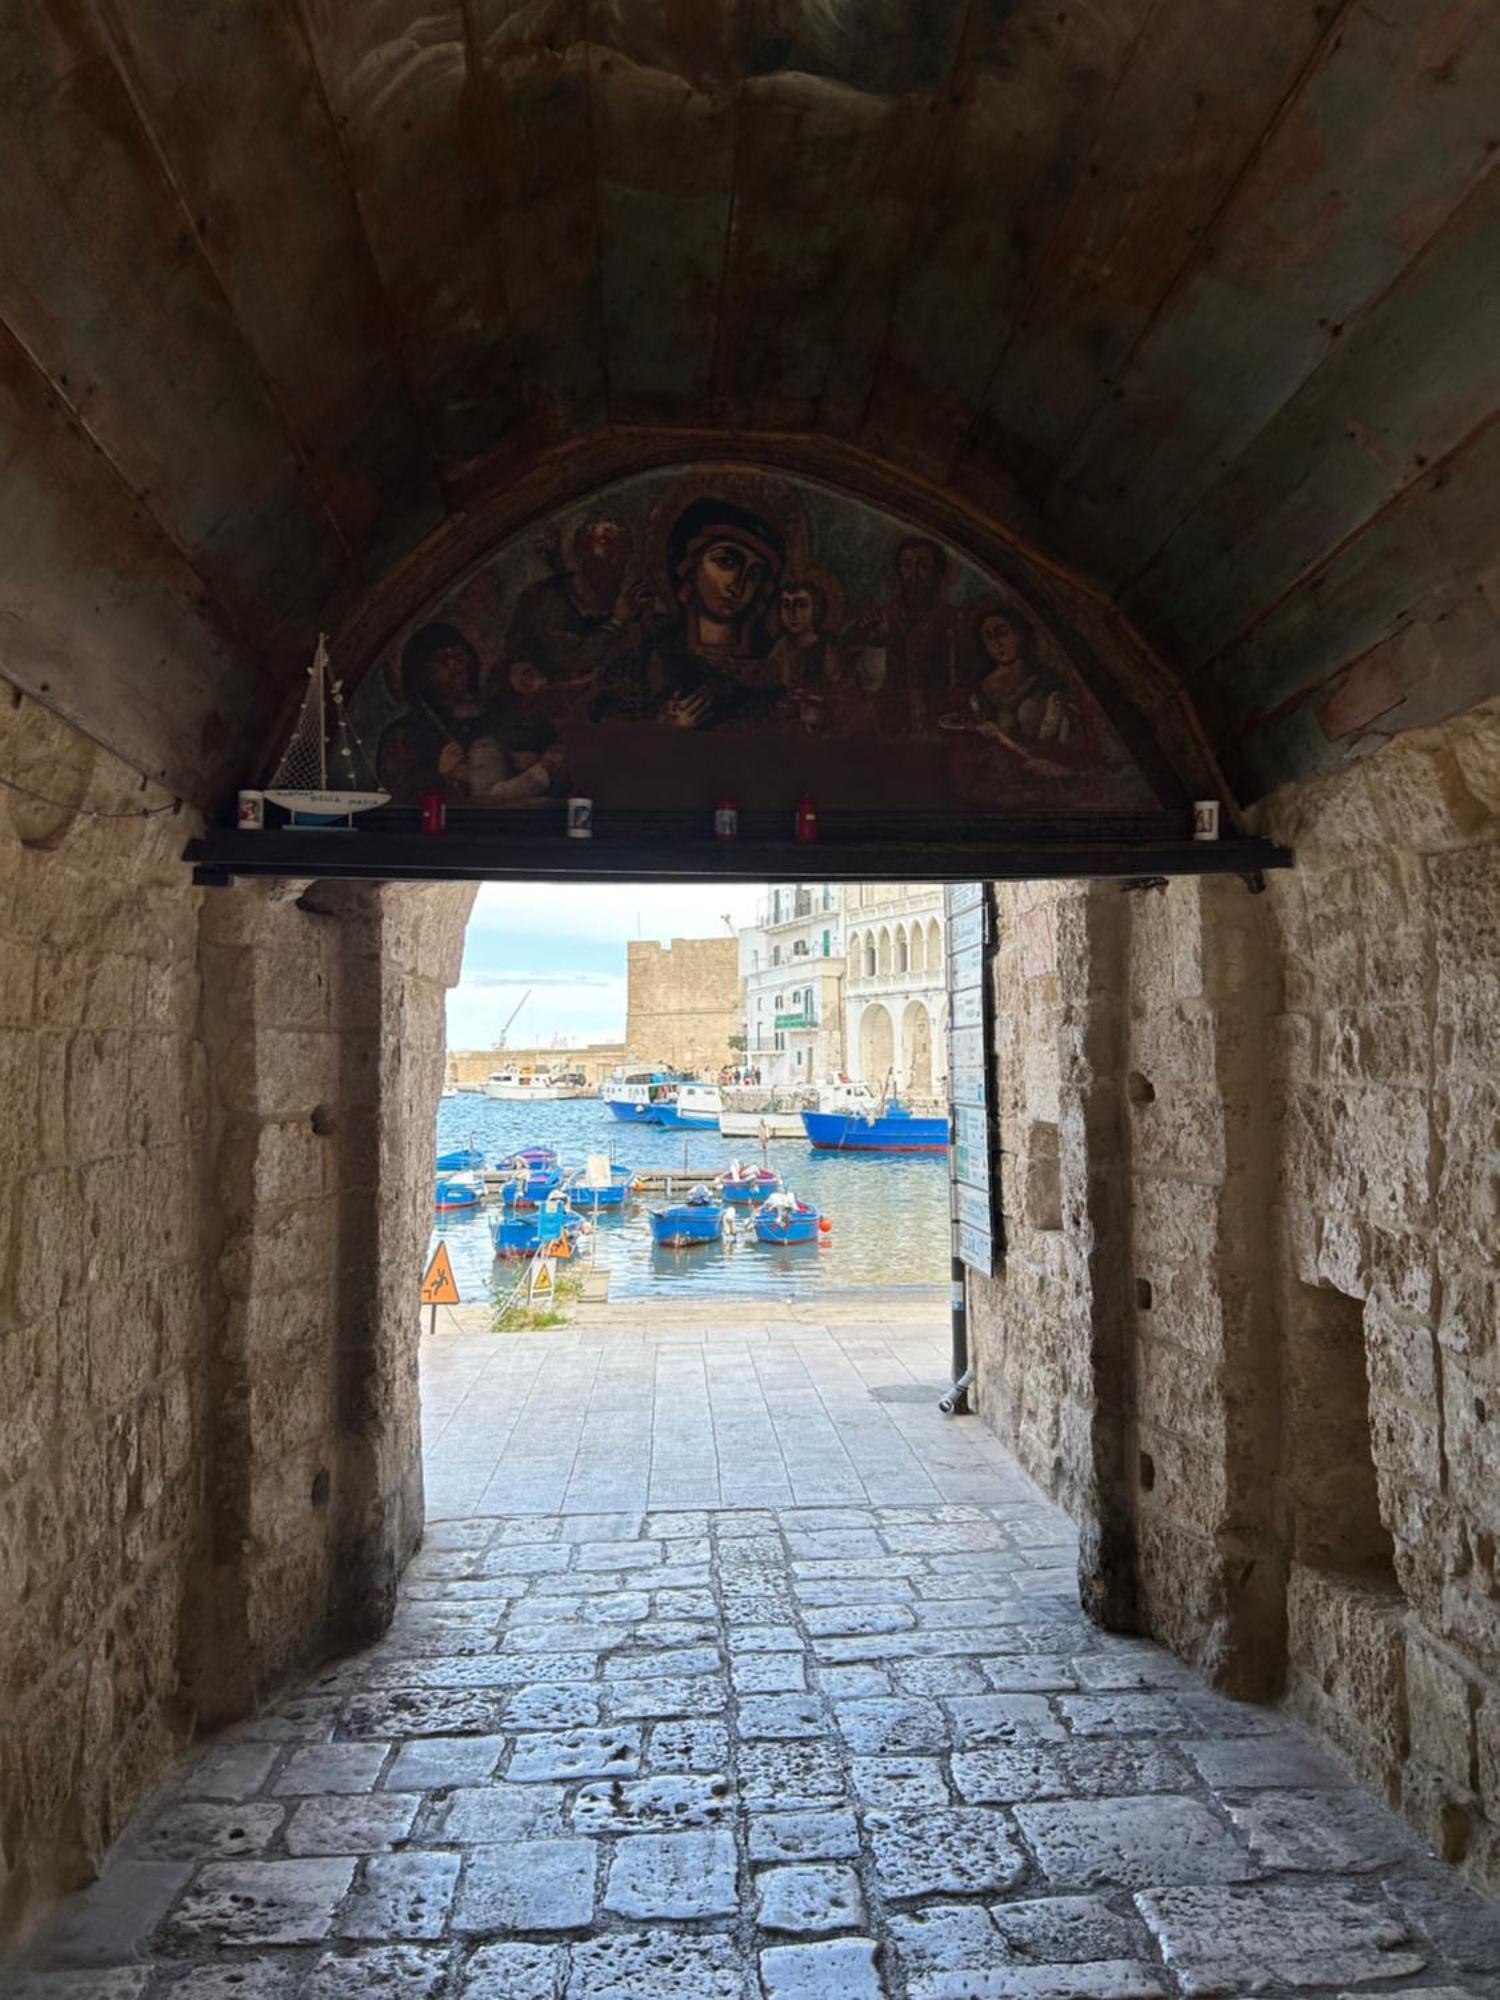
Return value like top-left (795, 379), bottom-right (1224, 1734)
top-left (485, 1066), bottom-right (570, 1101)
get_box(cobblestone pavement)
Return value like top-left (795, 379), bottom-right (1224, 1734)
top-left (10, 1314), bottom-right (1500, 1996)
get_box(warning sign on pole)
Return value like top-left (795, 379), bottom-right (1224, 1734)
top-left (529, 1258), bottom-right (556, 1300)
top-left (420, 1242), bottom-right (461, 1305)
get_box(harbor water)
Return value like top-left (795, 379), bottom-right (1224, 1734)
top-left (432, 1094), bottom-right (950, 1304)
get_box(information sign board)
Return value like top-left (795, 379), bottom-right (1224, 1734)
top-left (955, 1221), bottom-right (994, 1275)
top-left (949, 1022), bottom-right (983, 1071)
top-left (951, 984), bottom-right (984, 1030)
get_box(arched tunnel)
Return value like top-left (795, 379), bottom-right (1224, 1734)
top-left (2, 2), bottom-right (1499, 1987)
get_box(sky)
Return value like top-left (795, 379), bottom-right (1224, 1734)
top-left (447, 882), bottom-right (766, 1050)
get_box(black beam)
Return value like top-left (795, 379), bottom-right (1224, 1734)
top-left (186, 830), bottom-right (1292, 888)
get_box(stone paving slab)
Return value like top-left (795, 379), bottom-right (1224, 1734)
top-left (9, 1422), bottom-right (1500, 2000)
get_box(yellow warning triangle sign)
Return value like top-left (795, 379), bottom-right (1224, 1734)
top-left (530, 1259), bottom-right (554, 1296)
top-left (420, 1241), bottom-right (461, 1305)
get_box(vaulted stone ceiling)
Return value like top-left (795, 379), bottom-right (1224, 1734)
top-left (3, 0), bottom-right (1497, 807)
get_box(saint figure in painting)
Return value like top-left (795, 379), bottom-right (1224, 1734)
top-left (377, 622), bottom-right (562, 803)
top-left (844, 536), bottom-right (958, 733)
top-left (938, 602), bottom-right (1080, 777)
top-left (594, 497), bottom-right (791, 729)
top-left (505, 515), bottom-right (652, 697)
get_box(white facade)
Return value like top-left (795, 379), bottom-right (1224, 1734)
top-left (739, 884), bottom-right (845, 1091)
top-left (842, 882), bottom-right (948, 1100)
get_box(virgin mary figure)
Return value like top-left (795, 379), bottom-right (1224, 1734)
top-left (592, 496), bottom-right (791, 729)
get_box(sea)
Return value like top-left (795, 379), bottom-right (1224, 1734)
top-left (432, 1092), bottom-right (950, 1305)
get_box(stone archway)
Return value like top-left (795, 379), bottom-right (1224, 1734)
top-left (860, 1001), bottom-right (895, 1083)
top-left (903, 999), bottom-right (933, 1095)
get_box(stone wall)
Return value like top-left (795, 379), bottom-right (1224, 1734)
top-left (447, 1043), bottom-right (625, 1090)
top-left (0, 691), bottom-right (208, 1935)
top-left (0, 684), bottom-right (472, 1943)
top-left (968, 697), bottom-right (1500, 1890)
top-left (625, 937), bottom-right (740, 1074)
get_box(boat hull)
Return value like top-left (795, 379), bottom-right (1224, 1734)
top-left (568, 1168), bottom-right (634, 1209)
top-left (434, 1173), bottom-right (483, 1211)
top-left (486, 1082), bottom-right (568, 1100)
top-left (492, 1207), bottom-right (582, 1256)
top-left (650, 1106), bottom-right (720, 1129)
top-left (720, 1171), bottom-right (782, 1204)
top-left (649, 1205), bottom-right (724, 1246)
top-left (801, 1110), bottom-right (949, 1152)
top-left (753, 1208), bottom-right (821, 1245)
top-left (436, 1146), bottom-right (485, 1172)
top-left (607, 1098), bottom-right (655, 1122)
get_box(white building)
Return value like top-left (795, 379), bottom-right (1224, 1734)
top-left (842, 883), bottom-right (948, 1099)
top-left (739, 884), bottom-right (845, 1091)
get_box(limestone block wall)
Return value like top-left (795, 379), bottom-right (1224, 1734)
top-left (625, 936), bottom-right (740, 1073)
top-left (968, 696), bottom-right (1500, 1890)
top-left (0, 692), bottom-right (208, 1932)
top-left (0, 684), bottom-right (473, 1943)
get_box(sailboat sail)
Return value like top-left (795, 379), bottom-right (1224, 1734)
top-left (264, 636), bottom-right (388, 815)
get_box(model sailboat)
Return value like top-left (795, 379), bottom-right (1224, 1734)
top-left (263, 635), bottom-right (388, 828)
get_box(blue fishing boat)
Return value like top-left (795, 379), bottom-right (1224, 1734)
top-left (649, 1184), bottom-right (725, 1246)
top-left (436, 1144), bottom-right (485, 1171)
top-left (801, 1100), bottom-right (949, 1152)
top-left (433, 1173), bottom-right (483, 1211)
top-left (718, 1162), bottom-right (782, 1204)
top-left (567, 1162), bottom-right (635, 1210)
top-left (604, 1067), bottom-right (691, 1123)
top-left (492, 1195), bottom-right (584, 1258)
top-left (752, 1192), bottom-right (824, 1245)
top-left (499, 1147), bottom-right (563, 1205)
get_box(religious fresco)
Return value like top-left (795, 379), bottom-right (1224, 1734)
top-left (349, 466), bottom-right (1166, 815)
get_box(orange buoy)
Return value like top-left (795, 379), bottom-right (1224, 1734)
top-left (817, 1217), bottom-right (833, 1233)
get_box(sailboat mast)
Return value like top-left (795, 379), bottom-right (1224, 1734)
top-left (315, 637), bottom-right (328, 789)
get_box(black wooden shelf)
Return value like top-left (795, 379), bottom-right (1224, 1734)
top-left (186, 823), bottom-right (1291, 888)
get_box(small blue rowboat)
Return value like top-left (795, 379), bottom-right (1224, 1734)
top-left (436, 1144), bottom-right (485, 1171)
top-left (492, 1196), bottom-right (583, 1258)
top-left (434, 1173), bottom-right (483, 1211)
top-left (649, 1185), bottom-right (725, 1246)
top-left (567, 1163), bottom-right (635, 1210)
top-left (718, 1163), bottom-right (782, 1204)
top-left (801, 1101), bottom-right (949, 1152)
top-left (500, 1148), bottom-right (563, 1205)
top-left (752, 1193), bottom-right (823, 1245)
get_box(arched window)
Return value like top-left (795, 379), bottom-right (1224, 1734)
top-left (865, 940), bottom-right (877, 978)
top-left (896, 926), bottom-right (909, 974)
top-left (878, 928), bottom-right (892, 977)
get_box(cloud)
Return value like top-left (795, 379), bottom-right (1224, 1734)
top-left (460, 970), bottom-right (617, 991)
top-left (464, 881), bottom-right (765, 946)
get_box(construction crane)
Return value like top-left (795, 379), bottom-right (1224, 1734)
top-left (493, 989), bottom-right (532, 1050)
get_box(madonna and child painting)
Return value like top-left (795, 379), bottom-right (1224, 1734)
top-left (350, 466), bottom-right (1159, 814)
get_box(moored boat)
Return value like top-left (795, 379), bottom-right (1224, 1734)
top-left (492, 1194), bottom-right (584, 1257)
top-left (718, 1162), bottom-right (783, 1204)
top-left (752, 1191), bottom-right (823, 1245)
top-left (434, 1172), bottom-right (483, 1211)
top-left (604, 1067), bottom-right (690, 1123)
top-left (436, 1143), bottom-right (485, 1172)
top-left (567, 1159), bottom-right (635, 1210)
top-left (649, 1184), bottom-right (725, 1246)
top-left (499, 1146), bottom-right (562, 1205)
top-left (801, 1099), bottom-right (949, 1152)
top-left (651, 1081), bottom-right (721, 1130)
top-left (486, 1066), bottom-right (570, 1100)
